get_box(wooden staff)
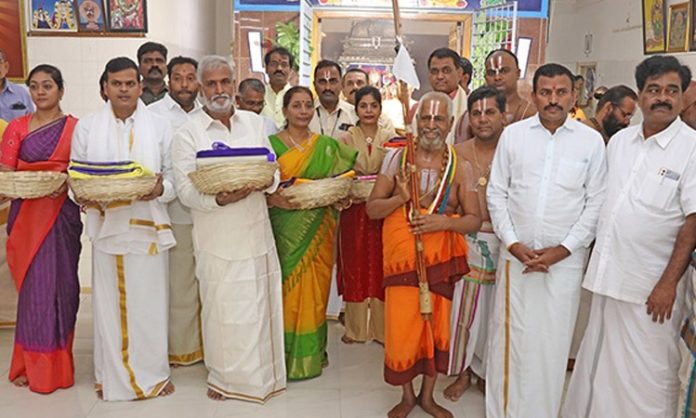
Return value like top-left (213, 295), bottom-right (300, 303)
top-left (390, 0), bottom-right (432, 317)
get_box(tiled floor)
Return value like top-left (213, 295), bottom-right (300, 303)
top-left (0, 295), bottom-right (485, 418)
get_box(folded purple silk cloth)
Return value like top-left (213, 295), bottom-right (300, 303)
top-left (196, 142), bottom-right (276, 162)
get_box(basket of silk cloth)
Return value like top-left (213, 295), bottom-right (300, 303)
top-left (349, 175), bottom-right (377, 201)
top-left (188, 142), bottom-right (278, 195)
top-left (0, 171), bottom-right (68, 199)
top-left (68, 160), bottom-right (158, 203)
top-left (280, 171), bottom-right (355, 210)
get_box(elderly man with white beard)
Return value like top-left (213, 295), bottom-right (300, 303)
top-left (171, 55), bottom-right (286, 403)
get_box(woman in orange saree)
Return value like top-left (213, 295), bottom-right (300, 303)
top-left (0, 65), bottom-right (82, 394)
top-left (267, 86), bottom-right (357, 380)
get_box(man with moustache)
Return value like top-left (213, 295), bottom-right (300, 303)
top-left (486, 63), bottom-right (606, 418)
top-left (367, 91), bottom-right (481, 418)
top-left (342, 68), bottom-right (395, 132)
top-left (148, 56), bottom-right (203, 368)
top-left (71, 57), bottom-right (176, 401)
top-left (171, 55), bottom-right (286, 402)
top-left (582, 85), bottom-right (637, 144)
top-left (423, 48), bottom-right (468, 145)
top-left (445, 86), bottom-right (506, 401)
top-left (138, 42), bottom-right (168, 105)
top-left (563, 56), bottom-right (696, 418)
top-left (262, 47), bottom-right (293, 129)
top-left (309, 60), bottom-right (356, 139)
top-left (235, 78), bottom-right (279, 138)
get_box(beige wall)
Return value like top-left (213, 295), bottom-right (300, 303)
top-left (24, 0), bottom-right (223, 118)
top-left (546, 0), bottom-right (696, 91)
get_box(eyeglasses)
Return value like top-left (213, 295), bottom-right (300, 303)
top-left (612, 104), bottom-right (634, 119)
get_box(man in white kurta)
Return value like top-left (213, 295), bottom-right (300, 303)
top-left (71, 58), bottom-right (175, 401)
top-left (171, 55), bottom-right (286, 402)
top-left (148, 56), bottom-right (204, 367)
top-left (486, 64), bottom-right (606, 418)
top-left (563, 56), bottom-right (696, 418)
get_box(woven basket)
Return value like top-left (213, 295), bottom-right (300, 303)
top-left (280, 176), bottom-right (353, 210)
top-left (69, 176), bottom-right (157, 203)
top-left (189, 161), bottom-right (277, 195)
top-left (0, 171), bottom-right (67, 199)
top-left (349, 179), bottom-right (376, 201)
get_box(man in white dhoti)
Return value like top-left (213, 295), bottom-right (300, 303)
top-left (563, 55), bottom-right (696, 418)
top-left (148, 56), bottom-right (204, 367)
top-left (486, 63), bottom-right (607, 418)
top-left (445, 86), bottom-right (505, 401)
top-left (71, 57), bottom-right (176, 401)
top-left (171, 55), bottom-right (286, 402)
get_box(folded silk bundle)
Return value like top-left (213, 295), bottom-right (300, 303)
top-left (68, 160), bottom-right (154, 179)
top-left (196, 142), bottom-right (276, 162)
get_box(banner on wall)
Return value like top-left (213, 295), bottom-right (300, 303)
top-left (234, 0), bottom-right (549, 17)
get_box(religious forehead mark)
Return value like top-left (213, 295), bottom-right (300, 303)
top-left (488, 55), bottom-right (504, 76)
top-left (322, 70), bottom-right (333, 81)
top-left (476, 97), bottom-right (489, 113)
top-left (428, 99), bottom-right (441, 116)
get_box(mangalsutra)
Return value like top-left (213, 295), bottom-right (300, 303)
top-left (288, 130), bottom-right (312, 152)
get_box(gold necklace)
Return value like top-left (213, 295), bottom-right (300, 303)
top-left (472, 141), bottom-right (492, 187)
top-left (287, 130), bottom-right (311, 152)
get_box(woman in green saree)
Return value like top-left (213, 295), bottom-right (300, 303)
top-left (266, 86), bottom-right (357, 380)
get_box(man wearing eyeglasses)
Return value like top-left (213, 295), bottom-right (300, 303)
top-left (423, 48), bottom-right (468, 145)
top-left (262, 47), bottom-right (294, 129)
top-left (581, 85), bottom-right (638, 144)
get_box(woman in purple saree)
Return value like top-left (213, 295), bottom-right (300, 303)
top-left (0, 65), bottom-right (82, 394)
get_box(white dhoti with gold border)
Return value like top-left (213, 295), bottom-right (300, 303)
top-left (486, 257), bottom-right (583, 418)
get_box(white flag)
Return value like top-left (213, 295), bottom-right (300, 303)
top-left (392, 45), bottom-right (420, 90)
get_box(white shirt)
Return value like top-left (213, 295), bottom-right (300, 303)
top-left (262, 82), bottom-right (292, 129)
top-left (309, 99), bottom-right (356, 139)
top-left (148, 94), bottom-right (201, 224)
top-left (583, 118), bottom-right (696, 304)
top-left (487, 114), bottom-right (607, 269)
top-left (262, 114), bottom-right (280, 138)
top-left (171, 108), bottom-right (280, 260)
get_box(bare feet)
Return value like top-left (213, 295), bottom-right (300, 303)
top-left (207, 388), bottom-right (226, 401)
top-left (443, 373), bottom-right (471, 401)
top-left (342, 335), bottom-right (368, 344)
top-left (388, 396), bottom-right (417, 418)
top-left (96, 389), bottom-right (103, 400)
top-left (11, 376), bottom-right (28, 387)
top-left (475, 378), bottom-right (485, 394)
top-left (159, 381), bottom-right (175, 397)
top-left (420, 396), bottom-right (454, 418)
